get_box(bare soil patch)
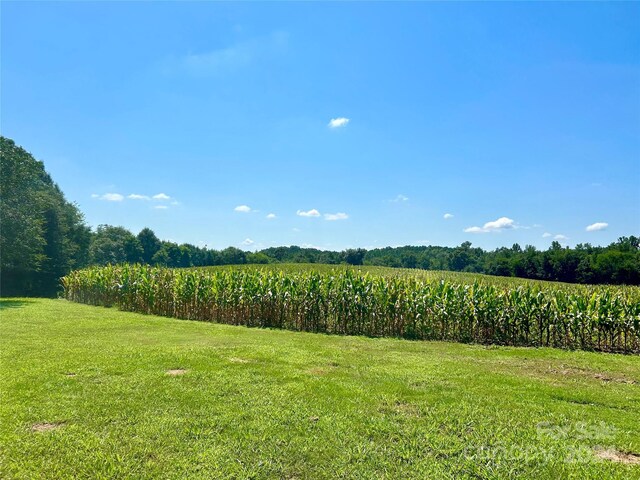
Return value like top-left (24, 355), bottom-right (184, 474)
top-left (166, 369), bottom-right (187, 376)
top-left (229, 357), bottom-right (250, 364)
top-left (594, 448), bottom-right (640, 464)
top-left (31, 422), bottom-right (64, 432)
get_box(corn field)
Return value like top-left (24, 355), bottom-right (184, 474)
top-left (62, 265), bottom-right (640, 353)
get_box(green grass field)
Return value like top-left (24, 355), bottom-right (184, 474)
top-left (1, 298), bottom-right (639, 479)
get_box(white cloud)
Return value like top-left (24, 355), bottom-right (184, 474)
top-left (170, 201), bottom-right (180, 206)
top-left (128, 194), bottom-right (150, 200)
top-left (297, 209), bottom-right (321, 217)
top-left (153, 193), bottom-right (171, 201)
top-left (542, 232), bottom-right (552, 238)
top-left (241, 238), bottom-right (255, 246)
top-left (554, 234), bottom-right (568, 241)
top-left (464, 216), bottom-right (515, 233)
top-left (180, 31), bottom-right (288, 76)
top-left (100, 193), bottom-right (124, 202)
top-left (324, 212), bottom-right (349, 221)
top-left (266, 213), bottom-right (276, 219)
top-left (586, 222), bottom-right (608, 232)
top-left (91, 194), bottom-right (99, 198)
top-left (154, 205), bottom-right (168, 210)
top-left (292, 227), bottom-right (301, 232)
top-left (328, 117), bottom-right (349, 128)
top-left (443, 213), bottom-right (454, 220)
top-left (391, 194), bottom-right (409, 203)
top-left (234, 205), bottom-right (252, 213)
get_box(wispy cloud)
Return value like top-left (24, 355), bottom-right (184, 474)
top-left (179, 31), bottom-right (288, 77)
top-left (153, 193), bottom-right (171, 201)
top-left (234, 205), bottom-right (252, 213)
top-left (391, 194), bottom-right (409, 203)
top-left (241, 238), bottom-right (254, 246)
top-left (154, 205), bottom-right (168, 210)
top-left (324, 212), bottom-right (348, 221)
top-left (586, 222), bottom-right (608, 232)
top-left (328, 117), bottom-right (349, 129)
top-left (443, 213), bottom-right (454, 220)
top-left (128, 194), bottom-right (150, 200)
top-left (94, 193), bottom-right (124, 202)
top-left (297, 209), bottom-right (321, 217)
top-left (554, 234), bottom-right (568, 241)
top-left (542, 232), bottom-right (552, 238)
top-left (464, 216), bottom-right (515, 234)
top-left (266, 213), bottom-right (276, 219)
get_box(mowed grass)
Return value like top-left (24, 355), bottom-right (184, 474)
top-left (1, 299), bottom-right (639, 479)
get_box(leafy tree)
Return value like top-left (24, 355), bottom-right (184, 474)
top-left (0, 137), bottom-right (91, 296)
top-left (90, 225), bottom-right (143, 265)
top-left (137, 228), bottom-right (162, 264)
top-left (220, 247), bottom-right (246, 265)
top-left (343, 248), bottom-right (366, 266)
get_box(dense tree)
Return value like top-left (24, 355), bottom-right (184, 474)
top-left (343, 248), bottom-right (366, 266)
top-left (0, 137), bottom-right (91, 296)
top-left (90, 225), bottom-right (143, 265)
top-left (137, 228), bottom-right (162, 264)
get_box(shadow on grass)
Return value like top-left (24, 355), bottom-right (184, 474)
top-left (0, 299), bottom-right (34, 310)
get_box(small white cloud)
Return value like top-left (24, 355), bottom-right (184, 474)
top-left (297, 209), bottom-right (321, 217)
top-left (586, 222), bottom-right (608, 232)
top-left (128, 194), bottom-right (150, 200)
top-left (153, 193), bottom-right (171, 201)
top-left (234, 205), bottom-right (252, 213)
top-left (100, 193), bottom-right (124, 202)
top-left (554, 234), bottom-right (568, 241)
top-left (91, 194), bottom-right (99, 198)
top-left (266, 213), bottom-right (276, 219)
top-left (170, 201), bottom-right (180, 206)
top-left (241, 238), bottom-right (254, 246)
top-left (328, 117), bottom-right (349, 128)
top-left (154, 205), bottom-right (168, 210)
top-left (542, 232), bottom-right (552, 238)
top-left (391, 194), bottom-right (409, 203)
top-left (443, 213), bottom-right (454, 220)
top-left (292, 227), bottom-right (301, 232)
top-left (324, 212), bottom-right (349, 221)
top-left (464, 216), bottom-right (515, 233)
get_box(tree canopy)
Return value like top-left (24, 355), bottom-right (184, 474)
top-left (1, 137), bottom-right (91, 296)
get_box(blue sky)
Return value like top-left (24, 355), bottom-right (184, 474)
top-left (3, 2), bottom-right (639, 251)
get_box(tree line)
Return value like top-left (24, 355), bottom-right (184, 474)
top-left (2, 136), bottom-right (639, 297)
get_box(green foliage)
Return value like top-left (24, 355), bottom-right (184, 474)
top-left (89, 225), bottom-right (143, 265)
top-left (137, 227), bottom-right (161, 264)
top-left (0, 137), bottom-right (91, 296)
top-left (344, 248), bottom-right (366, 265)
top-left (63, 265), bottom-right (640, 352)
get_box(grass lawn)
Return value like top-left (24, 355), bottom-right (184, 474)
top-left (1, 299), bottom-right (639, 479)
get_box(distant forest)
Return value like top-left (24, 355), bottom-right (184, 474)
top-left (2, 136), bottom-right (639, 297)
